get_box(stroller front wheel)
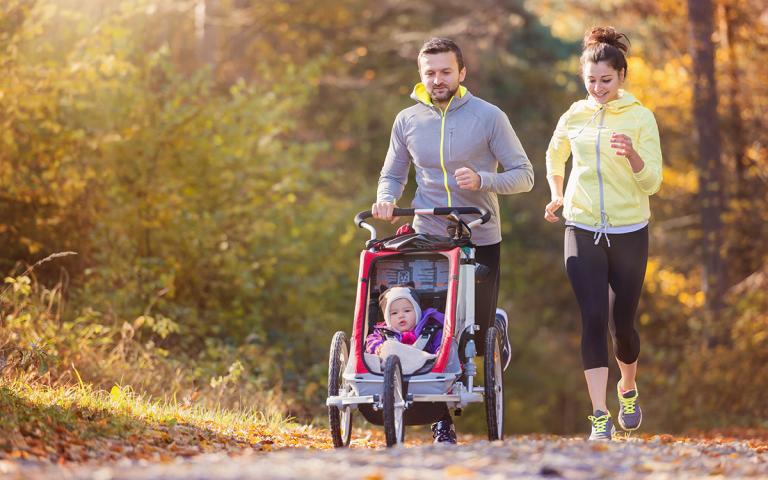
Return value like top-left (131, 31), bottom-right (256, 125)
top-left (484, 326), bottom-right (505, 441)
top-left (328, 331), bottom-right (352, 447)
top-left (383, 355), bottom-right (405, 447)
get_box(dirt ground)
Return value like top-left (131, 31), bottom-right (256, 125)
top-left (2, 433), bottom-right (767, 479)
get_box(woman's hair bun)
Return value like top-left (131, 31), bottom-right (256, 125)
top-left (583, 26), bottom-right (630, 55)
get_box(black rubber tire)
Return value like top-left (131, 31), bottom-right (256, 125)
top-left (328, 331), bottom-right (352, 448)
top-left (383, 355), bottom-right (405, 447)
top-left (484, 326), bottom-right (504, 441)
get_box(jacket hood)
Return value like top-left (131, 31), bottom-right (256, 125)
top-left (567, 91), bottom-right (644, 142)
top-left (580, 90), bottom-right (641, 113)
top-left (411, 83), bottom-right (470, 112)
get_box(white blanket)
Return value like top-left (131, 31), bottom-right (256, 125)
top-left (364, 341), bottom-right (437, 375)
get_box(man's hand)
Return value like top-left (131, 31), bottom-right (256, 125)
top-left (454, 167), bottom-right (481, 191)
top-left (371, 201), bottom-right (400, 224)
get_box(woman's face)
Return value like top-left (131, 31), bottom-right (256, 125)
top-left (584, 61), bottom-right (624, 104)
top-left (389, 298), bottom-right (418, 333)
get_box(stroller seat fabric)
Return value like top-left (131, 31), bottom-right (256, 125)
top-left (365, 342), bottom-right (437, 375)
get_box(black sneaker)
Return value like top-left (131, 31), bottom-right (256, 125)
top-left (495, 308), bottom-right (511, 371)
top-left (431, 420), bottom-right (457, 444)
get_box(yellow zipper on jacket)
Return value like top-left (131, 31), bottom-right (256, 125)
top-left (438, 97), bottom-right (455, 208)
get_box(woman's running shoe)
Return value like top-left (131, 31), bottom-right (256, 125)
top-left (588, 410), bottom-right (615, 440)
top-left (617, 381), bottom-right (643, 430)
top-left (494, 308), bottom-right (511, 371)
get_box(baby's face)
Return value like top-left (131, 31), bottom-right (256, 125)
top-left (389, 298), bottom-right (418, 333)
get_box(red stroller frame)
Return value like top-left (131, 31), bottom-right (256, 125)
top-left (326, 208), bottom-right (506, 447)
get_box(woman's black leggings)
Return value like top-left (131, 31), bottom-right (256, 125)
top-left (564, 225), bottom-right (648, 370)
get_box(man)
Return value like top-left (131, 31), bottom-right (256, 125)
top-left (372, 37), bottom-right (534, 443)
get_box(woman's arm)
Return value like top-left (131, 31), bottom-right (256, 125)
top-left (544, 175), bottom-right (565, 223)
top-left (611, 133), bottom-right (645, 173)
top-left (544, 110), bottom-right (571, 223)
top-left (610, 112), bottom-right (663, 194)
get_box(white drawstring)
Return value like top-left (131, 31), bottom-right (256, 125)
top-left (593, 106), bottom-right (610, 246)
top-left (567, 104), bottom-right (612, 246)
top-left (594, 211), bottom-right (612, 246)
top-left (567, 107), bottom-right (603, 141)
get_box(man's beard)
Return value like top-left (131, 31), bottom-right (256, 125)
top-left (429, 82), bottom-right (460, 104)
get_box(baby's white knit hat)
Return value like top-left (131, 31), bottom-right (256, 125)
top-left (379, 285), bottom-right (422, 328)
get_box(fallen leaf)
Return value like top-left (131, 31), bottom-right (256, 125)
top-left (27, 447), bottom-right (47, 457)
top-left (364, 470), bottom-right (384, 480)
top-left (444, 465), bottom-right (476, 477)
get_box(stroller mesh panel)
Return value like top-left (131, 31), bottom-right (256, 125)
top-left (365, 253), bottom-right (451, 336)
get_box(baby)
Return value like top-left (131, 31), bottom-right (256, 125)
top-left (365, 284), bottom-right (445, 355)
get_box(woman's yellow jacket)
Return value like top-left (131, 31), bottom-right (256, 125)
top-left (546, 91), bottom-right (663, 228)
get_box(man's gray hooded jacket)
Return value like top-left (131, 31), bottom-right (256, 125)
top-left (377, 84), bottom-right (534, 246)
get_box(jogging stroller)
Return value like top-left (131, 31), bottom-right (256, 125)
top-left (326, 207), bottom-right (505, 447)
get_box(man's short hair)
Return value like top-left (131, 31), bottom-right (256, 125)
top-left (418, 38), bottom-right (464, 72)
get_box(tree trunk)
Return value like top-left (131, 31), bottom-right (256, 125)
top-left (718, 2), bottom-right (764, 283)
top-left (199, 0), bottom-right (219, 64)
top-left (687, 0), bottom-right (727, 313)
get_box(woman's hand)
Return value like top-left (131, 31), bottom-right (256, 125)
top-left (545, 197), bottom-right (564, 223)
top-left (611, 133), bottom-right (645, 173)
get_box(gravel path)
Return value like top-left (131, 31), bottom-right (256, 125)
top-left (2, 434), bottom-right (768, 479)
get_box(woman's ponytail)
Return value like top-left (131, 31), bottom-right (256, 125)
top-left (580, 26), bottom-right (631, 78)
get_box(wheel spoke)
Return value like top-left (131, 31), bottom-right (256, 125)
top-left (341, 406), bottom-right (352, 442)
top-left (329, 332), bottom-right (351, 448)
top-left (484, 327), bottom-right (504, 441)
top-left (495, 340), bottom-right (504, 438)
top-left (384, 356), bottom-right (405, 447)
top-left (395, 366), bottom-right (404, 441)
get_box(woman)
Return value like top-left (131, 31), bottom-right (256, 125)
top-left (544, 26), bottom-right (663, 440)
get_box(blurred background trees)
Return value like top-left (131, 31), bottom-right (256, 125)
top-left (1, 0), bottom-right (767, 433)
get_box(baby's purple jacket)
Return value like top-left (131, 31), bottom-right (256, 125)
top-left (365, 308), bottom-right (445, 355)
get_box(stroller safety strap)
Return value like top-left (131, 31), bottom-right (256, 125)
top-left (413, 323), bottom-right (440, 351)
top-left (382, 330), bottom-right (398, 341)
top-left (380, 322), bottom-right (439, 351)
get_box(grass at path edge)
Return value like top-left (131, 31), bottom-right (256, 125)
top-left (0, 379), bottom-right (335, 464)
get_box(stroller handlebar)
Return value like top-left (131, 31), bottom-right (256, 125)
top-left (354, 207), bottom-right (491, 229)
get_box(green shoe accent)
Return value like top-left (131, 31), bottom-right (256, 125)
top-left (617, 381), bottom-right (643, 431)
top-left (588, 410), bottom-right (615, 440)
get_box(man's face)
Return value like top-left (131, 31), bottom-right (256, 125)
top-left (418, 52), bottom-right (466, 105)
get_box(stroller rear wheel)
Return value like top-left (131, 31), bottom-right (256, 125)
top-left (328, 331), bottom-right (352, 448)
top-left (383, 355), bottom-right (406, 447)
top-left (484, 326), bottom-right (505, 441)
